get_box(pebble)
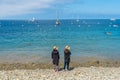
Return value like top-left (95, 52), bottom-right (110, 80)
top-left (0, 67), bottom-right (120, 80)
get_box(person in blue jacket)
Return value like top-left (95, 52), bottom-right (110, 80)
top-left (51, 46), bottom-right (60, 72)
top-left (64, 45), bottom-right (71, 70)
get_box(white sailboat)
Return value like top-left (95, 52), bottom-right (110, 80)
top-left (76, 19), bottom-right (79, 22)
top-left (76, 16), bottom-right (80, 22)
top-left (56, 19), bottom-right (60, 25)
top-left (55, 12), bottom-right (60, 25)
top-left (31, 17), bottom-right (35, 22)
top-left (110, 18), bottom-right (116, 21)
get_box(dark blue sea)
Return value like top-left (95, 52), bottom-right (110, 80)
top-left (0, 19), bottom-right (120, 62)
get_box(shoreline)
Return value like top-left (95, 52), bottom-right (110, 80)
top-left (0, 60), bottom-right (120, 70)
top-left (0, 56), bottom-right (120, 70)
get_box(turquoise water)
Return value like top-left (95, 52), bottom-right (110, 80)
top-left (0, 19), bottom-right (120, 61)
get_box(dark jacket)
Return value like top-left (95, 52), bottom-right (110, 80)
top-left (64, 50), bottom-right (71, 62)
top-left (51, 50), bottom-right (60, 65)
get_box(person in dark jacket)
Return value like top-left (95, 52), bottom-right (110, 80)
top-left (51, 46), bottom-right (60, 72)
top-left (64, 45), bottom-right (71, 70)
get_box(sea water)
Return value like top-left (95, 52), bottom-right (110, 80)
top-left (0, 19), bottom-right (120, 62)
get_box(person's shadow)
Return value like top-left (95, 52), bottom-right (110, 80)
top-left (59, 67), bottom-right (74, 71)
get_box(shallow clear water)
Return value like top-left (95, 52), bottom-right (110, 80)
top-left (0, 19), bottom-right (120, 62)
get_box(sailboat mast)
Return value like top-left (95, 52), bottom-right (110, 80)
top-left (55, 11), bottom-right (60, 25)
top-left (56, 11), bottom-right (59, 20)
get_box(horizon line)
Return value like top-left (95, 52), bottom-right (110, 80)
top-left (0, 18), bottom-right (120, 20)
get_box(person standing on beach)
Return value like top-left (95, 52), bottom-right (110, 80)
top-left (51, 46), bottom-right (60, 72)
top-left (64, 45), bottom-right (71, 70)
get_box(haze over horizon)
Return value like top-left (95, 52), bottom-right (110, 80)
top-left (0, 0), bottom-right (120, 19)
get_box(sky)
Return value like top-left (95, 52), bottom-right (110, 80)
top-left (0, 0), bottom-right (120, 19)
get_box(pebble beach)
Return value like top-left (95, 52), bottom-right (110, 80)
top-left (0, 67), bottom-right (120, 80)
top-left (0, 59), bottom-right (120, 80)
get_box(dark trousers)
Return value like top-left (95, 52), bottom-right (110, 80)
top-left (53, 60), bottom-right (59, 71)
top-left (64, 61), bottom-right (69, 70)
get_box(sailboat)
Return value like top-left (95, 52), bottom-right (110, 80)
top-left (55, 12), bottom-right (60, 25)
top-left (76, 19), bottom-right (79, 22)
top-left (110, 18), bottom-right (116, 21)
top-left (76, 16), bottom-right (80, 22)
top-left (31, 17), bottom-right (35, 22)
top-left (56, 19), bottom-right (60, 25)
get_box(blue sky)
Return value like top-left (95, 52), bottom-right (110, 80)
top-left (0, 0), bottom-right (120, 19)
